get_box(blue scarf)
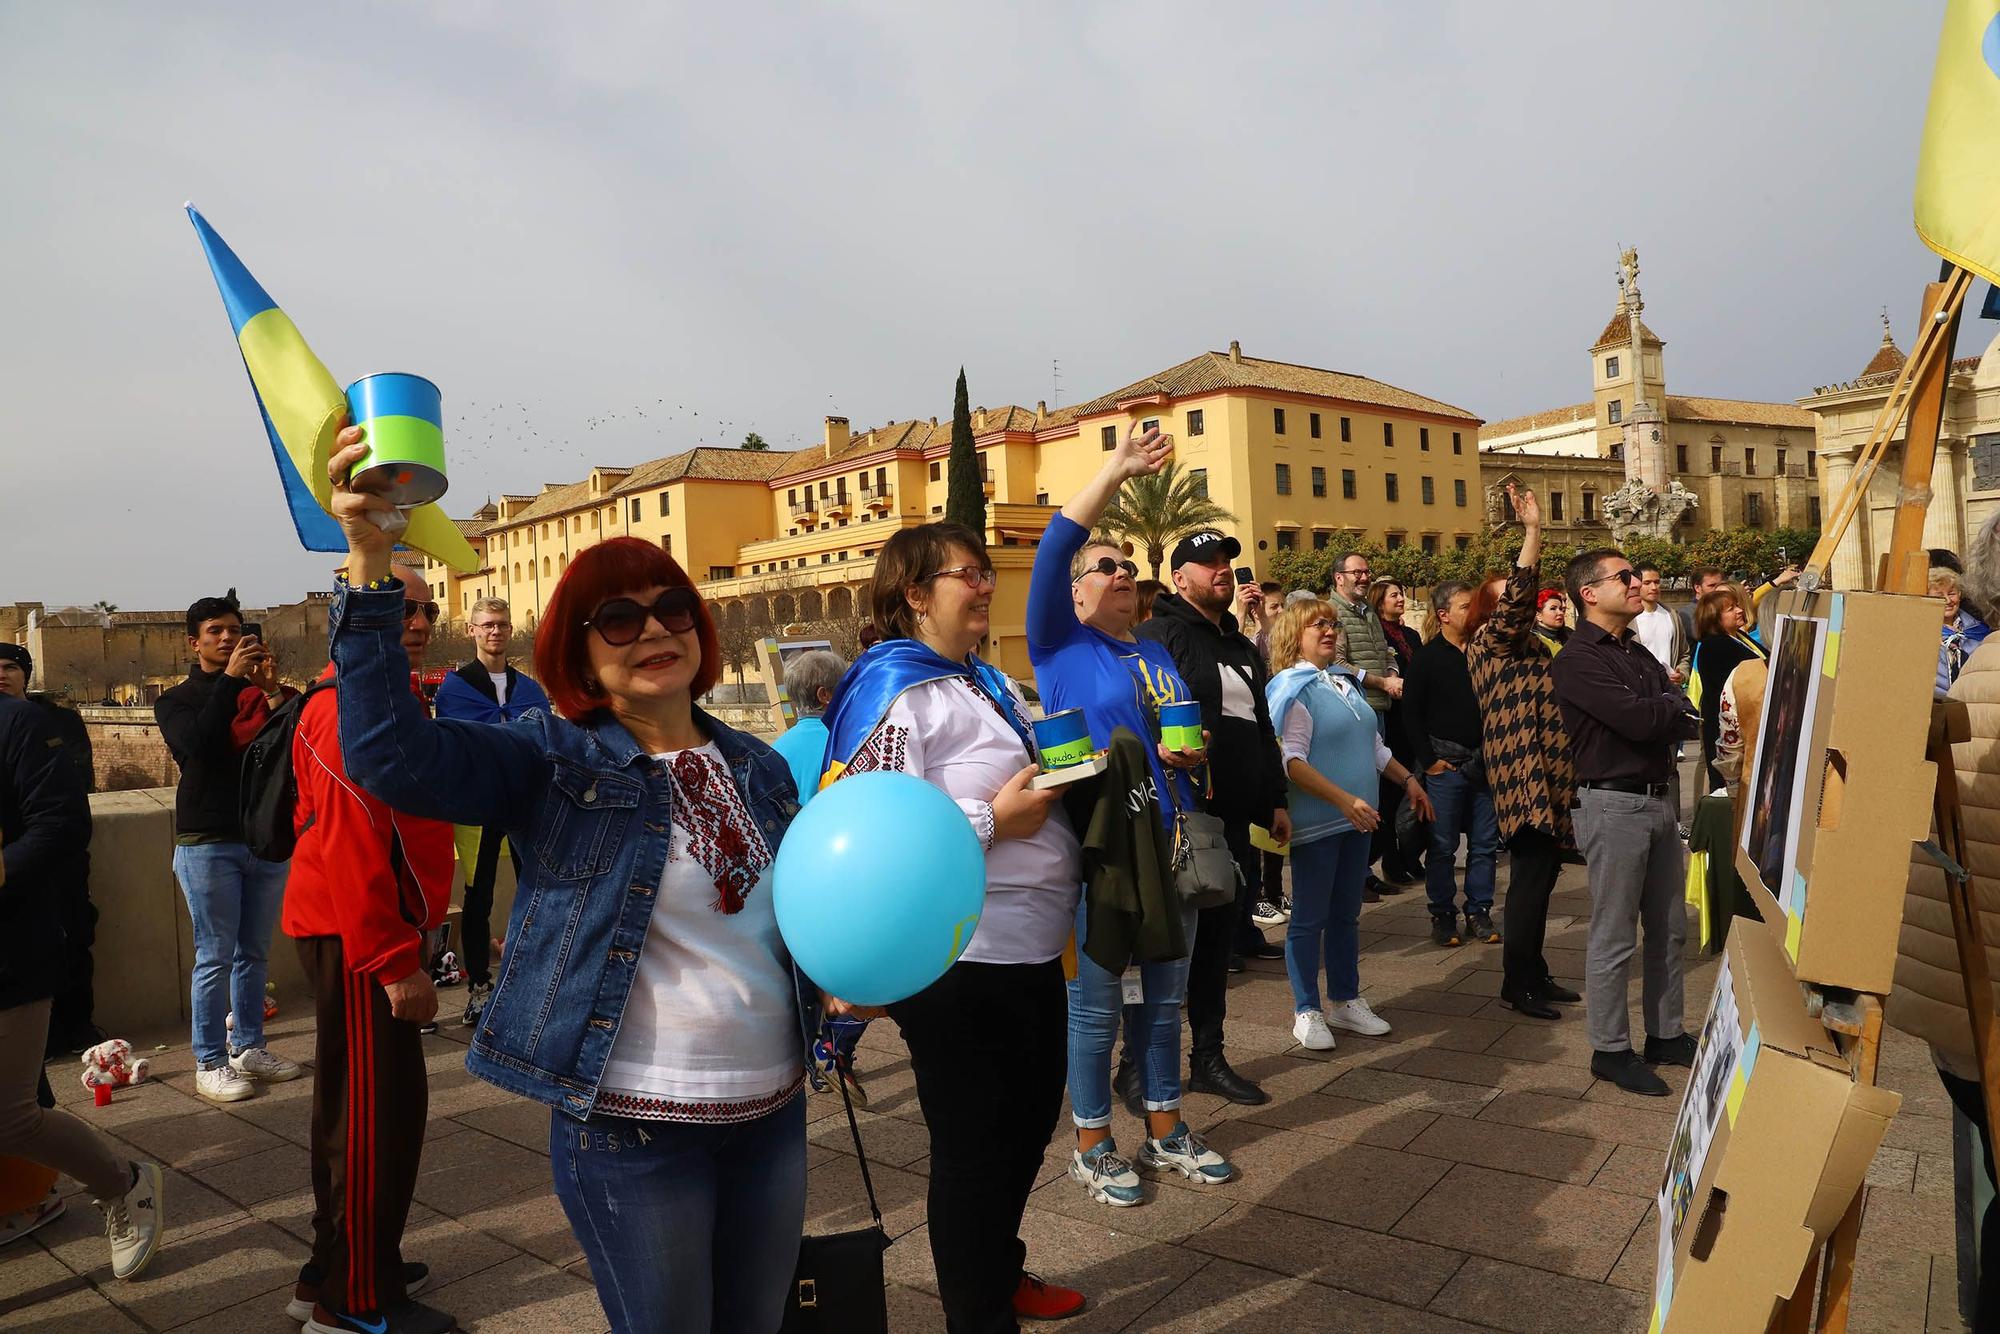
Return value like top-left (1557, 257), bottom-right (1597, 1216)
top-left (1265, 662), bottom-right (1371, 735)
top-left (820, 638), bottom-right (1034, 785)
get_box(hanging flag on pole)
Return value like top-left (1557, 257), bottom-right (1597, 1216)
top-left (1915, 1), bottom-right (2000, 285)
top-left (184, 205), bottom-right (480, 573)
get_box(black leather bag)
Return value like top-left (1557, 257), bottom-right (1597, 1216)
top-left (781, 1064), bottom-right (889, 1333)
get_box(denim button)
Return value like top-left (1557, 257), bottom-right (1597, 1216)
top-left (583, 786), bottom-right (598, 804)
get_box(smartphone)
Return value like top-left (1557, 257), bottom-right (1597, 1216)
top-left (1234, 566), bottom-right (1255, 584)
top-left (240, 622), bottom-right (263, 640)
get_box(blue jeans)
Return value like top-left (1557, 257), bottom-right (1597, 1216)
top-left (551, 1094), bottom-right (807, 1334)
top-left (1068, 900), bottom-right (1195, 1128)
top-left (1424, 766), bottom-right (1498, 918)
top-left (1285, 831), bottom-right (1371, 1012)
top-left (170, 842), bottom-right (289, 1068)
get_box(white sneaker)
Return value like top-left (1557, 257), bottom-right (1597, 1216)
top-left (228, 1047), bottom-right (302, 1082)
top-left (1069, 1140), bottom-right (1145, 1207)
top-left (98, 1161), bottom-right (164, 1280)
top-left (1250, 902), bottom-right (1288, 927)
top-left (1325, 998), bottom-right (1392, 1037)
top-left (1139, 1122), bottom-right (1235, 1185)
top-left (195, 1064), bottom-right (257, 1103)
top-left (1293, 1009), bottom-right (1337, 1051)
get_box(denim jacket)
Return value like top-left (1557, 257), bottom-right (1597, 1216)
top-left (327, 581), bottom-right (818, 1119)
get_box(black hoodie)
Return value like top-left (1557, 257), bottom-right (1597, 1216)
top-left (1134, 591), bottom-right (1287, 824)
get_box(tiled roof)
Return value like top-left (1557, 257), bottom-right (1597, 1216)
top-left (1664, 395), bottom-right (1816, 430)
top-left (451, 517), bottom-right (488, 538)
top-left (769, 406), bottom-right (1044, 480)
top-left (1061, 350), bottom-right (1480, 422)
top-left (1590, 301), bottom-right (1664, 353)
top-left (617, 447), bottom-right (799, 490)
top-left (1861, 331), bottom-right (1905, 379)
top-left (1479, 402), bottom-right (1596, 441)
top-left (503, 478), bottom-right (596, 525)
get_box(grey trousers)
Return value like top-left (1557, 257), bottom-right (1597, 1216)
top-left (0, 998), bottom-right (129, 1199)
top-left (1575, 788), bottom-right (1687, 1053)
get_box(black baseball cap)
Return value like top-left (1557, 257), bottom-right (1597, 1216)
top-left (1169, 531), bottom-right (1241, 569)
top-left (0, 643), bottom-right (30, 678)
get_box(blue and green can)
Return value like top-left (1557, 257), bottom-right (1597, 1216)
top-left (1159, 700), bottom-right (1204, 752)
top-left (346, 372), bottom-right (447, 507)
top-left (1031, 708), bottom-right (1093, 770)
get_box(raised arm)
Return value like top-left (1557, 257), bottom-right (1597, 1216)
top-left (1029, 425), bottom-right (1173, 654)
top-left (1475, 484), bottom-right (1542, 660)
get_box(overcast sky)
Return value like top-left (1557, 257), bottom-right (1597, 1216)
top-left (0, 3), bottom-right (1961, 608)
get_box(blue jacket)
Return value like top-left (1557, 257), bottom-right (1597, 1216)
top-left (769, 716), bottom-right (830, 805)
top-left (327, 581), bottom-right (817, 1119)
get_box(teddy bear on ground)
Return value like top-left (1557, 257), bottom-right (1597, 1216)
top-left (79, 1039), bottom-right (150, 1090)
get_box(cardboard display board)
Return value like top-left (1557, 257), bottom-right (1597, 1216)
top-left (753, 636), bottom-right (834, 733)
top-left (1650, 921), bottom-right (1900, 1332)
top-left (1732, 588), bottom-right (1940, 993)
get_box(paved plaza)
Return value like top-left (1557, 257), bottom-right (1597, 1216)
top-left (0, 861), bottom-right (1966, 1333)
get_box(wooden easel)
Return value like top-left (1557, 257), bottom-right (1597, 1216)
top-left (1770, 265), bottom-right (2000, 1332)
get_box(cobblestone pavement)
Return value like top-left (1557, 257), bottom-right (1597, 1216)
top-left (0, 862), bottom-right (1963, 1332)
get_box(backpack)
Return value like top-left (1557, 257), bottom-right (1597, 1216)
top-left (239, 678), bottom-right (335, 862)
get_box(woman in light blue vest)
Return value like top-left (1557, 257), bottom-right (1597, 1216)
top-left (1266, 600), bottom-right (1431, 1052)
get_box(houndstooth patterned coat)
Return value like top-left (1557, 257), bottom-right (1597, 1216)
top-left (1467, 563), bottom-right (1577, 849)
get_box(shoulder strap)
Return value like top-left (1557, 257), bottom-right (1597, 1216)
top-left (832, 1050), bottom-right (883, 1231)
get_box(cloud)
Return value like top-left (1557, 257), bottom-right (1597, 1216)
top-left (0, 1), bottom-right (1953, 607)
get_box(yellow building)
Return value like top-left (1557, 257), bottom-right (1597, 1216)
top-left (1799, 316), bottom-right (2000, 590)
top-left (1480, 299), bottom-right (1823, 537)
top-left (422, 342), bottom-right (1484, 678)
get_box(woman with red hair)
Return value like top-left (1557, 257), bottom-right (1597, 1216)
top-left (323, 433), bottom-right (816, 1334)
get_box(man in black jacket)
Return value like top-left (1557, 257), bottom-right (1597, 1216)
top-left (0, 694), bottom-right (165, 1278)
top-left (0, 642), bottom-right (99, 1054)
top-left (1135, 531), bottom-right (1291, 1105)
top-left (153, 593), bottom-right (301, 1103)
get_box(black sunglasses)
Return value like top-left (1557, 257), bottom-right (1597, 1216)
top-left (1074, 556), bottom-right (1140, 582)
top-left (586, 588), bottom-right (700, 645)
top-left (403, 599), bottom-right (440, 623)
top-left (1586, 569), bottom-right (1640, 588)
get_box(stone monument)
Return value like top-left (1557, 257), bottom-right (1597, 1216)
top-left (1601, 247), bottom-right (1698, 544)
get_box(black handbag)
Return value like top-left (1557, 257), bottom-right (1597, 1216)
top-left (781, 1064), bottom-right (890, 1333)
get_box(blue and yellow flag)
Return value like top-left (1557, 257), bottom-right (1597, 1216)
top-left (1915, 1), bottom-right (2000, 285)
top-left (185, 206), bottom-right (480, 573)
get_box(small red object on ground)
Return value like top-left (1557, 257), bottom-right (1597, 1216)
top-left (93, 1084), bottom-right (111, 1107)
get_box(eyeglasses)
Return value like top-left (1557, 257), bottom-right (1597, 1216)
top-left (403, 600), bottom-right (440, 623)
top-left (1586, 569), bottom-right (1639, 588)
top-left (471, 621), bottom-right (511, 633)
top-left (927, 565), bottom-right (997, 589)
top-left (1073, 556), bottom-right (1139, 583)
top-left (1340, 567), bottom-right (1372, 581)
top-left (585, 588), bottom-right (701, 645)
top-left (1306, 618), bottom-right (1338, 632)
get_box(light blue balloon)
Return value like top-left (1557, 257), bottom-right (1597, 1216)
top-left (773, 770), bottom-right (986, 1007)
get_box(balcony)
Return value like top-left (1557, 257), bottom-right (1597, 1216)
top-left (981, 467), bottom-right (995, 498)
top-left (789, 499), bottom-right (819, 525)
top-left (822, 492), bottom-right (853, 519)
top-left (861, 481), bottom-right (894, 510)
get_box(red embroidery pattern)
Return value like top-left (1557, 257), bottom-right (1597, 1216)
top-left (845, 723), bottom-right (911, 775)
top-left (592, 1073), bottom-right (804, 1124)
top-left (668, 750), bottom-right (770, 914)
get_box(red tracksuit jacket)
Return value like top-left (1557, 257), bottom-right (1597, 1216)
top-left (283, 664), bottom-right (455, 984)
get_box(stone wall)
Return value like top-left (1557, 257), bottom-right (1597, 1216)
top-left (80, 706), bottom-right (177, 792)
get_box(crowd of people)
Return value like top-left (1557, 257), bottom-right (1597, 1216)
top-left (3, 411), bottom-right (1940, 1333)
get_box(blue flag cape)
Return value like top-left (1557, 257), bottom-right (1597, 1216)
top-left (819, 639), bottom-right (1034, 786)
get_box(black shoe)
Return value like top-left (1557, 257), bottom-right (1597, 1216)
top-left (1187, 1055), bottom-right (1269, 1106)
top-left (1539, 977), bottom-right (1581, 1004)
top-left (1366, 874), bottom-right (1405, 896)
top-left (1241, 940), bottom-right (1285, 961)
top-left (1499, 986), bottom-right (1560, 1020)
top-left (1465, 910), bottom-right (1501, 944)
top-left (1429, 916), bottom-right (1462, 948)
top-left (1111, 1058), bottom-right (1144, 1119)
top-left (1644, 1033), bottom-right (1698, 1067)
top-left (291, 1262), bottom-right (431, 1322)
top-left (1362, 885), bottom-right (1382, 904)
top-left (1226, 955), bottom-right (1247, 975)
top-left (1591, 1049), bottom-right (1670, 1096)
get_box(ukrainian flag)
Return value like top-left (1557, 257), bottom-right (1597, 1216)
top-left (186, 206), bottom-right (479, 573)
top-left (1915, 1), bottom-right (2000, 285)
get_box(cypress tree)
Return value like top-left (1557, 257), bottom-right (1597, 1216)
top-left (944, 367), bottom-right (986, 532)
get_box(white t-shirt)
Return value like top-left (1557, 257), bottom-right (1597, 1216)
top-left (1218, 662), bottom-right (1258, 721)
top-left (844, 676), bottom-right (1082, 965)
top-left (488, 670), bottom-right (510, 708)
top-left (596, 741), bottom-right (800, 1121)
top-left (1632, 605), bottom-right (1679, 674)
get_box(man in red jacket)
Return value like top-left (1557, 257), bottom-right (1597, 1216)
top-left (285, 564), bottom-right (458, 1334)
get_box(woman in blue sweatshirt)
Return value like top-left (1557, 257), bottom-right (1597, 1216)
top-left (1027, 425), bottom-right (1234, 1207)
top-left (1266, 601), bottom-right (1431, 1053)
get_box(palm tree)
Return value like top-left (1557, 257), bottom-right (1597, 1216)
top-left (91, 600), bottom-right (118, 615)
top-left (1101, 461), bottom-right (1238, 579)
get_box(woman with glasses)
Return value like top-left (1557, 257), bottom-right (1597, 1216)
top-left (1026, 426), bottom-right (1236, 1210)
top-left (1367, 577), bottom-right (1426, 890)
top-left (1265, 600), bottom-right (1432, 1051)
top-left (320, 432), bottom-right (814, 1334)
top-left (1689, 584), bottom-right (1769, 791)
top-left (816, 520), bottom-right (1087, 1326)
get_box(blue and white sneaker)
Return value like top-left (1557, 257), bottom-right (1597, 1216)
top-left (1140, 1122), bottom-right (1235, 1185)
top-left (1069, 1139), bottom-right (1145, 1207)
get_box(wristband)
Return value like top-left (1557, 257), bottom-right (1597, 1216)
top-left (338, 571), bottom-right (404, 594)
